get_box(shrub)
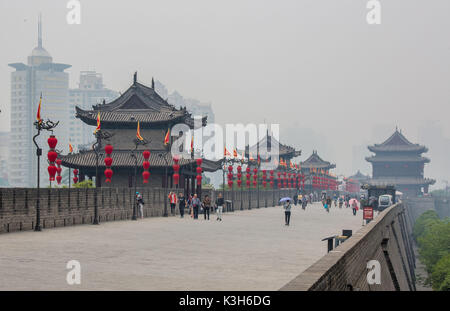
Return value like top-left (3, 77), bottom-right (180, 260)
top-left (413, 210), bottom-right (440, 241)
top-left (418, 219), bottom-right (450, 274)
top-left (73, 180), bottom-right (94, 188)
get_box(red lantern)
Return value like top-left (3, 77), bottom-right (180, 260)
top-left (237, 179), bottom-right (242, 187)
top-left (104, 157), bottom-right (113, 167)
top-left (196, 158), bottom-right (203, 166)
top-left (56, 166), bottom-right (62, 175)
top-left (48, 165), bottom-right (57, 181)
top-left (143, 161), bottom-right (150, 170)
top-left (262, 180), bottom-right (267, 188)
top-left (104, 168), bottom-right (113, 182)
top-left (73, 177), bottom-right (79, 184)
top-left (47, 151), bottom-right (58, 163)
top-left (196, 174), bottom-right (202, 185)
top-left (196, 166), bottom-right (202, 174)
top-left (104, 144), bottom-right (113, 155)
top-left (56, 175), bottom-right (62, 184)
top-left (143, 150), bottom-right (150, 160)
top-left (237, 166), bottom-right (242, 173)
top-left (47, 135), bottom-right (58, 149)
top-left (73, 169), bottom-right (79, 184)
top-left (56, 159), bottom-right (62, 166)
top-left (142, 170), bottom-right (150, 183)
top-left (173, 173), bottom-right (180, 185)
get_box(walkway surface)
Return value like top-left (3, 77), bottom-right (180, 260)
top-left (0, 203), bottom-right (363, 290)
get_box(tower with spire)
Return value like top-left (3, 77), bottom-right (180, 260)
top-left (8, 14), bottom-right (71, 187)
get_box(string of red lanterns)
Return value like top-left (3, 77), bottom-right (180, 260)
top-left (236, 165), bottom-right (242, 188)
top-left (262, 170), bottom-right (267, 188)
top-left (196, 158), bottom-right (203, 186)
top-left (142, 150), bottom-right (150, 183)
top-left (72, 169), bottom-right (79, 184)
top-left (47, 135), bottom-right (58, 182)
top-left (104, 144), bottom-right (113, 183)
top-left (246, 166), bottom-right (251, 188)
top-left (252, 167), bottom-right (258, 188)
top-left (227, 165), bottom-right (233, 189)
top-left (172, 156), bottom-right (180, 186)
top-left (56, 158), bottom-right (62, 185)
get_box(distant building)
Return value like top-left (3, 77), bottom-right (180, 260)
top-left (0, 132), bottom-right (9, 186)
top-left (366, 129), bottom-right (435, 197)
top-left (154, 80), bottom-right (215, 124)
top-left (69, 71), bottom-right (119, 150)
top-left (8, 15), bottom-right (71, 187)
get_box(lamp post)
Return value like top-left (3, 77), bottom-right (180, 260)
top-left (131, 137), bottom-right (149, 220)
top-left (91, 129), bottom-right (113, 225)
top-left (32, 119), bottom-right (59, 232)
top-left (158, 152), bottom-right (169, 217)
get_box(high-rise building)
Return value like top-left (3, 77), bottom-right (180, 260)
top-left (8, 15), bottom-right (71, 187)
top-left (69, 71), bottom-right (119, 150)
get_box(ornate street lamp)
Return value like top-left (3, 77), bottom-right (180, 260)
top-left (131, 136), bottom-right (149, 220)
top-left (91, 128), bottom-right (113, 225)
top-left (158, 152), bottom-right (169, 217)
top-left (32, 118), bottom-right (59, 232)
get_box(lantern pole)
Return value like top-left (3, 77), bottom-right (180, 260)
top-left (159, 152), bottom-right (169, 217)
top-left (32, 119), bottom-right (59, 232)
top-left (92, 129), bottom-right (113, 225)
top-left (131, 137), bottom-right (149, 220)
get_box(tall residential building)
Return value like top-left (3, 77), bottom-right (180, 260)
top-left (0, 131), bottom-right (9, 186)
top-left (69, 71), bottom-right (119, 150)
top-left (8, 15), bottom-right (71, 187)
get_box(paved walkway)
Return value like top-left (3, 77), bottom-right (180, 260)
top-left (0, 203), bottom-right (363, 290)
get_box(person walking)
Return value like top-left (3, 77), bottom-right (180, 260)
top-left (283, 199), bottom-right (292, 226)
top-left (168, 192), bottom-right (177, 215)
top-left (338, 195), bottom-right (344, 208)
top-left (352, 199), bottom-right (358, 216)
top-left (202, 194), bottom-right (211, 220)
top-left (178, 192), bottom-right (186, 218)
top-left (301, 195), bottom-right (307, 210)
top-left (136, 192), bottom-right (145, 219)
top-left (192, 194), bottom-right (201, 219)
top-left (293, 193), bottom-right (298, 206)
top-left (215, 193), bottom-right (224, 221)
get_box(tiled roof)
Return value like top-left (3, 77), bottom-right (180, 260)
top-left (300, 151), bottom-right (336, 169)
top-left (366, 155), bottom-right (430, 163)
top-left (368, 130), bottom-right (427, 153)
top-left (61, 151), bottom-right (221, 172)
top-left (368, 177), bottom-right (435, 186)
top-left (75, 79), bottom-right (207, 127)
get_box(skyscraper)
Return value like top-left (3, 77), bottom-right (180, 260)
top-left (69, 71), bottom-right (119, 150)
top-left (8, 15), bottom-right (71, 187)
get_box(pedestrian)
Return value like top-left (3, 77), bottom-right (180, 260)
top-left (301, 195), bottom-right (307, 210)
top-left (326, 196), bottom-right (332, 210)
top-left (136, 192), bottom-right (144, 219)
top-left (202, 194), bottom-right (211, 220)
top-left (178, 192), bottom-right (186, 218)
top-left (283, 199), bottom-right (292, 226)
top-left (192, 194), bottom-right (201, 219)
top-left (338, 195), bottom-right (344, 208)
top-left (352, 199), bottom-right (358, 216)
top-left (168, 192), bottom-right (177, 215)
top-left (215, 193), bottom-right (224, 221)
top-left (293, 193), bottom-right (298, 206)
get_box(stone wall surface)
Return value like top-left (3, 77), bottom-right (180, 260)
top-left (280, 202), bottom-right (418, 291)
top-left (0, 187), bottom-right (295, 234)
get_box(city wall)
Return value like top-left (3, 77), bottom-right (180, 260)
top-left (280, 202), bottom-right (417, 291)
top-left (0, 187), bottom-right (295, 234)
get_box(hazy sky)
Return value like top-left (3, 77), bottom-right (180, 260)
top-left (0, 0), bottom-right (449, 184)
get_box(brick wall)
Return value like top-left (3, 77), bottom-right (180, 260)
top-left (280, 202), bottom-right (417, 291)
top-left (0, 187), bottom-right (293, 234)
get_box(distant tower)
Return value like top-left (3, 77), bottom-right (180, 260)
top-left (8, 14), bottom-right (71, 187)
top-left (366, 129), bottom-right (435, 197)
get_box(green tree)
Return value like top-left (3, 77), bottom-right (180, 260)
top-left (418, 219), bottom-right (450, 274)
top-left (413, 210), bottom-right (440, 242)
top-left (73, 180), bottom-right (94, 188)
top-left (431, 254), bottom-right (450, 291)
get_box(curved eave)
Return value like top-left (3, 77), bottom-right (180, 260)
top-left (365, 156), bottom-right (430, 163)
top-left (368, 145), bottom-right (427, 153)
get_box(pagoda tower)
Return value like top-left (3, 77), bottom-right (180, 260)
top-left (366, 129), bottom-right (435, 197)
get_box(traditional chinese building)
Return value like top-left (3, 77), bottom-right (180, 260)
top-left (62, 73), bottom-right (221, 194)
top-left (300, 150), bottom-right (337, 193)
top-left (366, 129), bottom-right (435, 197)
